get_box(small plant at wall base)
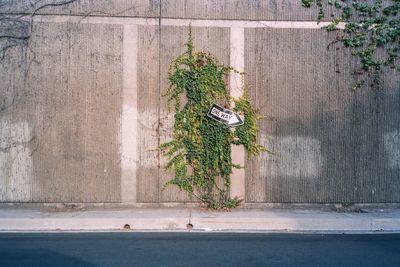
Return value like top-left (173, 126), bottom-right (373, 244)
top-left (160, 27), bottom-right (266, 209)
top-left (301, 0), bottom-right (400, 90)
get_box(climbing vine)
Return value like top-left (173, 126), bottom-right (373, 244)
top-left (302, 0), bottom-right (400, 90)
top-left (160, 27), bottom-right (266, 209)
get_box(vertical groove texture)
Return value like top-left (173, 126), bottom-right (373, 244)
top-left (0, 22), bottom-right (123, 202)
top-left (161, 0), bottom-right (337, 21)
top-left (245, 28), bottom-right (400, 203)
top-left (1, 1), bottom-right (399, 204)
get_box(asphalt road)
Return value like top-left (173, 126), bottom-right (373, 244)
top-left (0, 232), bottom-right (399, 267)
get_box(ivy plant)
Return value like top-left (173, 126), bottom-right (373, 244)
top-left (302, 0), bottom-right (400, 90)
top-left (160, 27), bottom-right (266, 209)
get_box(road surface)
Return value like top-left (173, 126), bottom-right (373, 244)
top-left (0, 232), bottom-right (399, 267)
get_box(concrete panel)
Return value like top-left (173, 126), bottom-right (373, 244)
top-left (158, 25), bottom-right (230, 202)
top-left (245, 28), bottom-right (400, 203)
top-left (1, 0), bottom-right (159, 18)
top-left (350, 72), bottom-right (400, 203)
top-left (0, 42), bottom-right (33, 202)
top-left (136, 25), bottom-right (160, 203)
top-left (0, 21), bottom-right (123, 202)
top-left (161, 0), bottom-right (336, 21)
top-left (68, 22), bottom-right (123, 202)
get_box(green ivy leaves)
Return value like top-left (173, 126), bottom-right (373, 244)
top-left (160, 27), bottom-right (265, 209)
top-left (302, 0), bottom-right (400, 89)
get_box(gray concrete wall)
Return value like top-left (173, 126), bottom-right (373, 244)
top-left (0, 0), bottom-right (399, 204)
top-left (244, 28), bottom-right (400, 203)
top-left (0, 20), bottom-right (123, 202)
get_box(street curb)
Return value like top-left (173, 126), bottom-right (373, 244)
top-left (0, 208), bottom-right (399, 233)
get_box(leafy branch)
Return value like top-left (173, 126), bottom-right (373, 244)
top-left (160, 27), bottom-right (266, 209)
top-left (302, 0), bottom-right (400, 90)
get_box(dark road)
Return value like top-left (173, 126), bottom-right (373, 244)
top-left (0, 232), bottom-right (399, 267)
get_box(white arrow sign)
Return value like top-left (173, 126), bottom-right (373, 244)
top-left (207, 103), bottom-right (244, 127)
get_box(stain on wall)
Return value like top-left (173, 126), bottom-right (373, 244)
top-left (0, 121), bottom-right (34, 201)
top-left (385, 131), bottom-right (400, 170)
top-left (0, 21), bottom-right (123, 202)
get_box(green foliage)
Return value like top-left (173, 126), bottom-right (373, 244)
top-left (302, 0), bottom-right (400, 89)
top-left (160, 27), bottom-right (266, 209)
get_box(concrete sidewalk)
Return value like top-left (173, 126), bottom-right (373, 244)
top-left (0, 206), bottom-right (400, 233)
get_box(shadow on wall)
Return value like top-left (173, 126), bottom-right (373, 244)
top-left (244, 27), bottom-right (400, 204)
top-left (257, 77), bottom-right (400, 203)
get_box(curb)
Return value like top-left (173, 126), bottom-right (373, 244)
top-left (1, 208), bottom-right (400, 233)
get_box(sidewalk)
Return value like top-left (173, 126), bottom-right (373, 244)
top-left (1, 206), bottom-right (400, 233)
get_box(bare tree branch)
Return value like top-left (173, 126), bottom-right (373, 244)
top-left (0, 0), bottom-right (77, 61)
top-left (0, 35), bottom-right (30, 40)
top-left (30, 0), bottom-right (77, 17)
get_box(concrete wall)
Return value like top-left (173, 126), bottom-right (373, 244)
top-left (0, 20), bottom-right (123, 202)
top-left (244, 28), bottom-right (400, 203)
top-left (0, 0), bottom-right (399, 204)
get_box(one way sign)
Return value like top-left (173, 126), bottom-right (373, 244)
top-left (207, 103), bottom-right (244, 127)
